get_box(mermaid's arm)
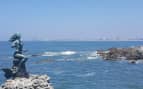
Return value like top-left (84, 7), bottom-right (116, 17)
top-left (11, 41), bottom-right (17, 48)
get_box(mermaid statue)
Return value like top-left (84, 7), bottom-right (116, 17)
top-left (2, 33), bottom-right (29, 79)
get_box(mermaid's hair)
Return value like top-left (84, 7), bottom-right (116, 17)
top-left (9, 33), bottom-right (21, 42)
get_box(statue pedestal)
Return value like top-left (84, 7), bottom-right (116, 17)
top-left (0, 74), bottom-right (54, 89)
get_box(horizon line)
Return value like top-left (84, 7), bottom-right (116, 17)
top-left (0, 40), bottom-right (143, 42)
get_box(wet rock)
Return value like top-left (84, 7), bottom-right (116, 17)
top-left (97, 46), bottom-right (143, 61)
top-left (0, 75), bottom-right (54, 89)
top-left (129, 60), bottom-right (137, 64)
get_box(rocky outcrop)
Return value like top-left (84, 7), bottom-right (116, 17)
top-left (0, 75), bottom-right (54, 89)
top-left (97, 46), bottom-right (143, 62)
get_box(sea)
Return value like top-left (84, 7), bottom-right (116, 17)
top-left (1, 41), bottom-right (143, 89)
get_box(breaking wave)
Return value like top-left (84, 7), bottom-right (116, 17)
top-left (87, 56), bottom-right (98, 60)
top-left (87, 51), bottom-right (100, 60)
top-left (41, 51), bottom-right (77, 57)
top-left (34, 50), bottom-right (102, 64)
top-left (60, 51), bottom-right (77, 56)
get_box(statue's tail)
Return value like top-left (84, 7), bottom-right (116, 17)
top-left (1, 68), bottom-right (13, 79)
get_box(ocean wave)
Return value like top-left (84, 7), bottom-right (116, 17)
top-left (42, 52), bottom-right (59, 56)
top-left (52, 70), bottom-right (65, 75)
top-left (87, 56), bottom-right (98, 60)
top-left (37, 50), bottom-right (102, 62)
top-left (87, 51), bottom-right (100, 60)
top-left (76, 72), bottom-right (95, 77)
top-left (89, 51), bottom-right (99, 57)
top-left (41, 51), bottom-right (77, 57)
top-left (60, 51), bottom-right (77, 56)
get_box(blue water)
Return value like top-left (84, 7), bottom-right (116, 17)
top-left (1, 41), bottom-right (143, 89)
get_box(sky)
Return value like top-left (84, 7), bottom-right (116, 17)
top-left (0, 0), bottom-right (143, 41)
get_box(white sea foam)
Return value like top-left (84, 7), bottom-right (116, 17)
top-left (87, 56), bottom-right (98, 60)
top-left (89, 51), bottom-right (99, 57)
top-left (60, 51), bottom-right (76, 56)
top-left (42, 51), bottom-right (77, 56)
top-left (135, 60), bottom-right (143, 64)
top-left (87, 51), bottom-right (99, 60)
top-left (41, 50), bottom-right (101, 61)
top-left (42, 52), bottom-right (59, 56)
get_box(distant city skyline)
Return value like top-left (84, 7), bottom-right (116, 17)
top-left (0, 0), bottom-right (143, 41)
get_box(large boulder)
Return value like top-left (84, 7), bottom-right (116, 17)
top-left (0, 75), bottom-right (54, 89)
top-left (97, 46), bottom-right (143, 61)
